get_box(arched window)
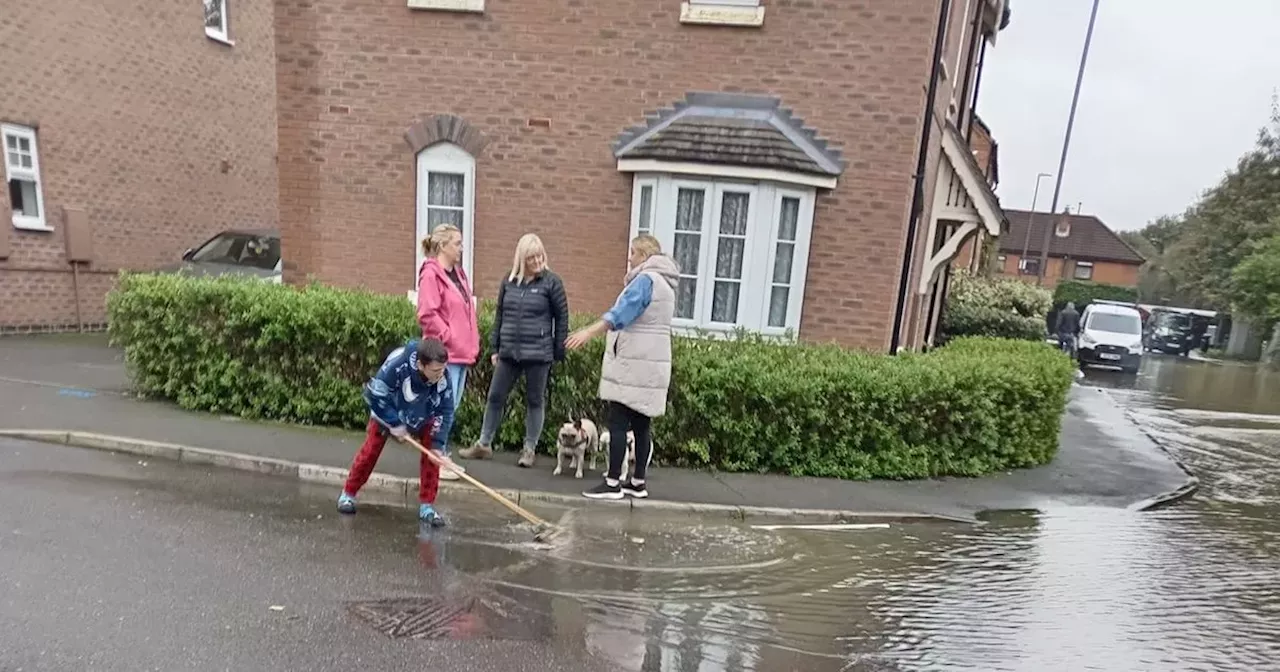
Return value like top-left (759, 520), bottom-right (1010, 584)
top-left (415, 142), bottom-right (475, 286)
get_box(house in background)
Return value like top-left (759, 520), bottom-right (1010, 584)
top-left (4, 0), bottom-right (1012, 354)
top-left (0, 0), bottom-right (279, 332)
top-left (996, 209), bottom-right (1145, 289)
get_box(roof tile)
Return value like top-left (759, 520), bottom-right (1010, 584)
top-left (999, 209), bottom-right (1145, 264)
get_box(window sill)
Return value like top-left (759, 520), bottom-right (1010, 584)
top-left (205, 29), bottom-right (235, 47)
top-left (12, 219), bottom-right (53, 233)
top-left (679, 2), bottom-right (765, 27)
top-left (407, 0), bottom-right (485, 12)
top-left (672, 322), bottom-right (798, 342)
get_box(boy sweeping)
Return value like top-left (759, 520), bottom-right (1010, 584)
top-left (337, 337), bottom-right (458, 527)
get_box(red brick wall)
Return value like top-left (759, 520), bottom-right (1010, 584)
top-left (275, 0), bottom-right (941, 351)
top-left (0, 0), bottom-right (279, 330)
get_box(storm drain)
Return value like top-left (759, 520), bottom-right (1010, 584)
top-left (346, 593), bottom-right (544, 641)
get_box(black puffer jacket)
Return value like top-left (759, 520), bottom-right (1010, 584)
top-left (492, 270), bottom-right (570, 363)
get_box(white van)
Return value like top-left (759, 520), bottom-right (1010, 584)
top-left (1077, 302), bottom-right (1144, 374)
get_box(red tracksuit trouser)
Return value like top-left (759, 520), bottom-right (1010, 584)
top-left (343, 418), bottom-right (440, 504)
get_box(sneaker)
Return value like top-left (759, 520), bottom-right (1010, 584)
top-left (419, 503), bottom-right (448, 528)
top-left (621, 480), bottom-right (649, 499)
top-left (337, 492), bottom-right (357, 515)
top-left (457, 443), bottom-right (493, 460)
top-left (437, 456), bottom-right (465, 480)
top-left (583, 480), bottom-right (623, 500)
top-left (517, 448), bottom-right (536, 469)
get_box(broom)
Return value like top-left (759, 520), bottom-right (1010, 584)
top-left (374, 416), bottom-right (568, 544)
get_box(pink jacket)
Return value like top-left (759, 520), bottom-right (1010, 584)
top-left (417, 258), bottom-right (480, 366)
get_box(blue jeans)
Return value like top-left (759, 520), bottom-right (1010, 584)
top-left (433, 363), bottom-right (468, 455)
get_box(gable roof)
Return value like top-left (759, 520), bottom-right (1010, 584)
top-left (941, 121), bottom-right (1007, 235)
top-left (612, 92), bottom-right (845, 177)
top-left (971, 115), bottom-right (999, 187)
top-left (1000, 209), bottom-right (1146, 264)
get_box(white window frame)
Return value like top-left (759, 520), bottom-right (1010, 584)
top-left (204, 0), bottom-right (232, 44)
top-left (415, 142), bottom-right (476, 291)
top-left (1074, 261), bottom-right (1094, 281)
top-left (628, 173), bottom-right (815, 337)
top-left (3, 123), bottom-right (49, 232)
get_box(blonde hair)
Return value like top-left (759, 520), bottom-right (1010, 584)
top-left (630, 234), bottom-right (662, 261)
top-left (422, 224), bottom-right (461, 258)
top-left (509, 233), bottom-right (548, 284)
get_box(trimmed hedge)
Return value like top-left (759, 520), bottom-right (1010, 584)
top-left (1053, 280), bottom-right (1139, 307)
top-left (107, 273), bottom-right (1077, 480)
top-left (940, 270), bottom-right (1052, 343)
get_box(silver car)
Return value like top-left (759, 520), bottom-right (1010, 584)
top-left (167, 229), bottom-right (282, 283)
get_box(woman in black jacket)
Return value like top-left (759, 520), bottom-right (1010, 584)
top-left (458, 233), bottom-right (569, 468)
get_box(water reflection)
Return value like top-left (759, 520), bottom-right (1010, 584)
top-left (388, 356), bottom-right (1280, 671)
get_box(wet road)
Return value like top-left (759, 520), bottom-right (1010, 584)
top-left (3, 354), bottom-right (1279, 671)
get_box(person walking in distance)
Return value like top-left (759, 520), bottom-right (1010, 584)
top-left (417, 223), bottom-right (480, 479)
top-left (1056, 301), bottom-right (1081, 357)
top-left (565, 234), bottom-right (678, 500)
top-left (458, 233), bottom-right (569, 468)
top-left (337, 338), bottom-right (455, 527)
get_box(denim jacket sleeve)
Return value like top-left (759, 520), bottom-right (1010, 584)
top-left (602, 274), bottom-right (654, 331)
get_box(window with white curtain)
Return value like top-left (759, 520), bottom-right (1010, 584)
top-left (628, 174), bottom-right (815, 335)
top-left (415, 142), bottom-right (475, 286)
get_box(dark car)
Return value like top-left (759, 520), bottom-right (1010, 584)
top-left (163, 229), bottom-right (282, 283)
top-left (1144, 310), bottom-right (1204, 356)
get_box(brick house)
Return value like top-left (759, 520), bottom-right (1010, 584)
top-left (0, 0), bottom-right (279, 332)
top-left (277, 0), bottom-right (1010, 352)
top-left (5, 0), bottom-right (1010, 353)
top-left (996, 209), bottom-right (1145, 289)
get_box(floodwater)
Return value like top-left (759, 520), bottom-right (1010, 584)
top-left (8, 353), bottom-right (1276, 671)
top-left (414, 354), bottom-right (1280, 671)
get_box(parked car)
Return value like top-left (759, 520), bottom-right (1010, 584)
top-left (1077, 302), bottom-right (1144, 374)
top-left (164, 229), bottom-right (282, 283)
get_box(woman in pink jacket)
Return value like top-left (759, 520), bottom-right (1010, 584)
top-left (417, 223), bottom-right (480, 479)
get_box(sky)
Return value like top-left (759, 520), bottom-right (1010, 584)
top-left (976, 0), bottom-right (1280, 231)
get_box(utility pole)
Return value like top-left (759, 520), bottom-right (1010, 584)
top-left (1038, 0), bottom-right (1101, 286)
top-left (1020, 172), bottom-right (1053, 273)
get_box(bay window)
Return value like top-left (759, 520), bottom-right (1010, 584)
top-left (628, 174), bottom-right (814, 336)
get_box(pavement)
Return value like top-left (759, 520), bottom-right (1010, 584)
top-left (0, 334), bottom-right (1197, 521)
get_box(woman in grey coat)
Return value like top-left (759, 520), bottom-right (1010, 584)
top-left (458, 233), bottom-right (569, 468)
top-left (566, 234), bottom-right (678, 501)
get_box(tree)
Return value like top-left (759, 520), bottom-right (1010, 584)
top-left (1174, 97), bottom-right (1280, 308)
top-left (1232, 232), bottom-right (1280, 321)
top-left (1120, 218), bottom-right (1201, 306)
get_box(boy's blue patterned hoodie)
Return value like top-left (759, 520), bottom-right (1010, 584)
top-left (363, 339), bottom-right (454, 448)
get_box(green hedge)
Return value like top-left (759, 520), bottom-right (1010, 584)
top-left (1053, 280), bottom-right (1139, 307)
top-left (940, 270), bottom-right (1052, 343)
top-left (107, 273), bottom-right (1077, 480)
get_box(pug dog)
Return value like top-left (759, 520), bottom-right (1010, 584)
top-left (598, 429), bottom-right (636, 480)
top-left (554, 417), bottom-right (599, 479)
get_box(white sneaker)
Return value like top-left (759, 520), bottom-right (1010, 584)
top-left (439, 459), bottom-right (465, 480)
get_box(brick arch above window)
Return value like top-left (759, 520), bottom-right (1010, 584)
top-left (403, 114), bottom-right (489, 156)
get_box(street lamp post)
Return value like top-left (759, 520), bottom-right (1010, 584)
top-left (1038, 0), bottom-right (1102, 286)
top-left (1020, 172), bottom-right (1053, 273)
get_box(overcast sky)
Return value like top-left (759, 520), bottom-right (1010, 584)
top-left (976, 0), bottom-right (1280, 231)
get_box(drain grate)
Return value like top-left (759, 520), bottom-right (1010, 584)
top-left (346, 592), bottom-right (545, 641)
